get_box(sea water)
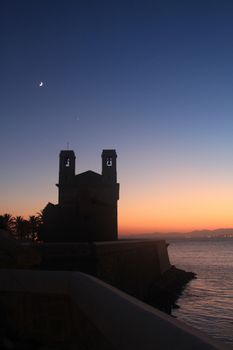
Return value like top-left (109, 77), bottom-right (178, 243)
top-left (168, 237), bottom-right (233, 347)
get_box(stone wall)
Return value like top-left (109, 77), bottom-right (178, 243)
top-left (95, 240), bottom-right (170, 299)
top-left (33, 239), bottom-right (171, 300)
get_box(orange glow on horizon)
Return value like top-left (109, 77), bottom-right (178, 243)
top-left (2, 188), bottom-right (233, 234)
top-left (118, 177), bottom-right (233, 234)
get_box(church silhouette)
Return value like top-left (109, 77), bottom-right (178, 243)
top-left (40, 150), bottom-right (119, 242)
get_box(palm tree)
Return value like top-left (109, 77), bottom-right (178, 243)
top-left (0, 213), bottom-right (14, 232)
top-left (36, 210), bottom-right (45, 241)
top-left (36, 210), bottom-right (44, 223)
top-left (13, 216), bottom-right (29, 240)
top-left (28, 215), bottom-right (41, 241)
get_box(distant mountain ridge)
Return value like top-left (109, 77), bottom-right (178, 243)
top-left (120, 228), bottom-right (233, 239)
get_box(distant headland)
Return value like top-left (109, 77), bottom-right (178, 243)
top-left (121, 228), bottom-right (233, 240)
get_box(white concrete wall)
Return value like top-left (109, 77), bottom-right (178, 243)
top-left (0, 269), bottom-right (229, 350)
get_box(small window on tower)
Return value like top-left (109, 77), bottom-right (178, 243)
top-left (65, 158), bottom-right (70, 167)
top-left (107, 157), bottom-right (112, 166)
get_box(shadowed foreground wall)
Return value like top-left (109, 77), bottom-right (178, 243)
top-left (0, 270), bottom-right (228, 350)
top-left (0, 291), bottom-right (113, 349)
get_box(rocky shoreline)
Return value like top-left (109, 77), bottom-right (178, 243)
top-left (146, 265), bottom-right (196, 314)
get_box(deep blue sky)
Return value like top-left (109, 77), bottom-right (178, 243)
top-left (2, 0), bottom-right (233, 232)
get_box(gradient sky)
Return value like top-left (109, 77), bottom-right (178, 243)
top-left (2, 0), bottom-right (233, 233)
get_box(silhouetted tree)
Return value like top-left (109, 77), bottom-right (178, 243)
top-left (1, 211), bottom-right (45, 241)
top-left (36, 210), bottom-right (45, 241)
top-left (28, 215), bottom-right (41, 241)
top-left (36, 210), bottom-right (44, 222)
top-left (13, 216), bottom-right (30, 240)
top-left (0, 214), bottom-right (14, 232)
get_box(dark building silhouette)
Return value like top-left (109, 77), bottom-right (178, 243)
top-left (40, 150), bottom-right (119, 242)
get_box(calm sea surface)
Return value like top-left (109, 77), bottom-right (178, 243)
top-left (168, 237), bottom-right (233, 347)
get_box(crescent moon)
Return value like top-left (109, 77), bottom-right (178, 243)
top-left (39, 81), bottom-right (44, 87)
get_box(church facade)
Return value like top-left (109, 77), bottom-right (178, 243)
top-left (40, 150), bottom-right (119, 242)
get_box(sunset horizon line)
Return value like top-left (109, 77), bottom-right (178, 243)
top-left (2, 209), bottom-right (233, 236)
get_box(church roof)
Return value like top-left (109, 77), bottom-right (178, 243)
top-left (75, 170), bottom-right (102, 185)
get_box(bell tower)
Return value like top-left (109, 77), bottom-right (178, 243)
top-left (58, 150), bottom-right (76, 204)
top-left (59, 150), bottom-right (75, 184)
top-left (101, 149), bottom-right (117, 183)
top-left (101, 149), bottom-right (119, 240)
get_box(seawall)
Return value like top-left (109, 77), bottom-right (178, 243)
top-left (33, 239), bottom-right (171, 300)
top-left (0, 232), bottom-right (193, 310)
